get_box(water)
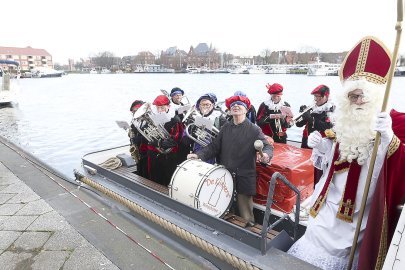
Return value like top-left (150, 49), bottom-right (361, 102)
top-left (1, 73), bottom-right (405, 178)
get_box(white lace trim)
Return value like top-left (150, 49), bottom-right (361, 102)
top-left (288, 237), bottom-right (359, 270)
top-left (312, 101), bottom-right (334, 114)
top-left (263, 98), bottom-right (284, 111)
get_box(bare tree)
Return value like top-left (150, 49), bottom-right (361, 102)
top-left (91, 51), bottom-right (116, 69)
top-left (261, 49), bottom-right (272, 65)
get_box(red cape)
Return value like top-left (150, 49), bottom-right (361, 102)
top-left (358, 109), bottom-right (405, 270)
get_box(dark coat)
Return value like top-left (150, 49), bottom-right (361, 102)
top-left (196, 119), bottom-right (273, 195)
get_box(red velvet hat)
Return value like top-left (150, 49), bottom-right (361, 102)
top-left (153, 95), bottom-right (170, 106)
top-left (130, 100), bottom-right (144, 111)
top-left (339, 36), bottom-right (392, 84)
top-left (311, 85), bottom-right (330, 97)
top-left (266, 83), bottom-right (283, 95)
top-left (225, 95), bottom-right (251, 110)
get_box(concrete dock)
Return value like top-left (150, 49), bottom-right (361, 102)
top-left (0, 136), bottom-right (208, 270)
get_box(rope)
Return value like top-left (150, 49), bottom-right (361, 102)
top-left (99, 157), bottom-right (122, 170)
top-left (78, 175), bottom-right (261, 270)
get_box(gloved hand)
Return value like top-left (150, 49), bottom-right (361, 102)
top-left (150, 138), bottom-right (160, 148)
top-left (308, 131), bottom-right (323, 149)
top-left (299, 105), bottom-right (308, 113)
top-left (375, 112), bottom-right (393, 143)
top-left (160, 138), bottom-right (177, 150)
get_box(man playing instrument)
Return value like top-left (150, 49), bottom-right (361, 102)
top-left (287, 36), bottom-right (405, 270)
top-left (146, 95), bottom-right (184, 186)
top-left (183, 93), bottom-right (227, 164)
top-left (295, 85), bottom-right (335, 184)
top-left (187, 95), bottom-right (273, 226)
top-left (129, 100), bottom-right (148, 177)
top-left (257, 83), bottom-right (293, 143)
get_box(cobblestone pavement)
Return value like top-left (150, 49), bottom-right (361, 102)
top-left (0, 162), bottom-right (119, 270)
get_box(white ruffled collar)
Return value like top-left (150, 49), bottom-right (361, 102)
top-left (312, 101), bottom-right (334, 114)
top-left (264, 98), bottom-right (284, 111)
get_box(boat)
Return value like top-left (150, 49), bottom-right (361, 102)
top-left (247, 65), bottom-right (267, 74)
top-left (307, 62), bottom-right (340, 76)
top-left (100, 68), bottom-right (111, 74)
top-left (74, 141), bottom-right (316, 269)
top-left (89, 68), bottom-right (98, 74)
top-left (0, 60), bottom-right (20, 105)
top-left (31, 66), bottom-right (63, 78)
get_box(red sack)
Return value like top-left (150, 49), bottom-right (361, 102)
top-left (255, 143), bottom-right (314, 213)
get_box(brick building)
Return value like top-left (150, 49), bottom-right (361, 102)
top-left (0, 46), bottom-right (53, 71)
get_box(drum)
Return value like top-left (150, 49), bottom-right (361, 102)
top-left (169, 159), bottom-right (234, 218)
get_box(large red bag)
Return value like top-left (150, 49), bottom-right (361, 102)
top-left (254, 143), bottom-right (314, 213)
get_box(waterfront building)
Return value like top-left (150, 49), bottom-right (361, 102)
top-left (0, 46), bottom-right (53, 71)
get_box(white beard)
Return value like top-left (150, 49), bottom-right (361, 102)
top-left (334, 79), bottom-right (384, 165)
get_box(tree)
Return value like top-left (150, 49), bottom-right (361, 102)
top-left (261, 49), bottom-right (272, 65)
top-left (91, 51), bottom-right (116, 69)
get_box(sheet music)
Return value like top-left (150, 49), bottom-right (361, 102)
top-left (195, 116), bottom-right (213, 130)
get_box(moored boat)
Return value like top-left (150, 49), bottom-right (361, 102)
top-left (31, 66), bottom-right (63, 78)
top-left (0, 60), bottom-right (20, 105)
top-left (74, 141), bottom-right (316, 269)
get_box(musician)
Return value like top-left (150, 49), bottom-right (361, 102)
top-left (257, 83), bottom-right (293, 143)
top-left (184, 93), bottom-right (227, 164)
top-left (146, 95), bottom-right (184, 186)
top-left (287, 36), bottom-right (405, 270)
top-left (295, 85), bottom-right (335, 184)
top-left (129, 100), bottom-right (148, 177)
top-left (296, 85), bottom-right (335, 149)
top-left (170, 87), bottom-right (185, 113)
top-left (228, 91), bottom-right (257, 124)
top-left (187, 95), bottom-right (273, 226)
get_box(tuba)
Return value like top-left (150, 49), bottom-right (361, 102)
top-left (132, 103), bottom-right (173, 154)
top-left (183, 105), bottom-right (219, 147)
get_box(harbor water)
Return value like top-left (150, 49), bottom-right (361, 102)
top-left (1, 73), bottom-right (405, 178)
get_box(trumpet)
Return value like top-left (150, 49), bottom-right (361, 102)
top-left (291, 105), bottom-right (315, 124)
top-left (132, 103), bottom-right (173, 154)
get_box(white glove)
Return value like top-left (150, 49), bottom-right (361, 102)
top-left (308, 131), bottom-right (323, 149)
top-left (375, 112), bottom-right (394, 143)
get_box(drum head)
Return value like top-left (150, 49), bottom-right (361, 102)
top-left (196, 165), bottom-right (234, 218)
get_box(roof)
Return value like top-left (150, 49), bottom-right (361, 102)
top-left (194, 43), bottom-right (210, 54)
top-left (0, 46), bottom-right (51, 57)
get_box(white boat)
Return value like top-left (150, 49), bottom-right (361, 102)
top-left (89, 68), bottom-right (98, 74)
top-left (100, 68), bottom-right (111, 74)
top-left (247, 65), bottom-right (267, 74)
top-left (186, 66), bottom-right (201, 73)
top-left (229, 66), bottom-right (248, 74)
top-left (307, 62), bottom-right (340, 76)
top-left (31, 66), bottom-right (63, 78)
top-left (0, 60), bottom-right (20, 105)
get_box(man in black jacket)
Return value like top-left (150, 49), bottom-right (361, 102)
top-left (187, 95), bottom-right (273, 225)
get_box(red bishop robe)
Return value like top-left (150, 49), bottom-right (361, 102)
top-left (358, 109), bottom-right (405, 270)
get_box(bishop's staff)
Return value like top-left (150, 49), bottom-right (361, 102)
top-left (347, 1), bottom-right (403, 269)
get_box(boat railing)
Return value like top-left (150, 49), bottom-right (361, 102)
top-left (260, 172), bottom-right (301, 255)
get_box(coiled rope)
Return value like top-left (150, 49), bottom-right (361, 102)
top-left (78, 175), bottom-right (261, 270)
top-left (99, 157), bottom-right (122, 170)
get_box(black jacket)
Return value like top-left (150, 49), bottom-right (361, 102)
top-left (197, 119), bottom-right (273, 195)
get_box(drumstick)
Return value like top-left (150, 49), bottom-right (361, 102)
top-left (254, 140), bottom-right (264, 157)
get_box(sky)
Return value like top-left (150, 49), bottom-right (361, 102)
top-left (2, 0), bottom-right (401, 64)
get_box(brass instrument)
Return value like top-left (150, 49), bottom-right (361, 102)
top-left (183, 105), bottom-right (219, 147)
top-left (132, 102), bottom-right (173, 154)
top-left (291, 105), bottom-right (315, 124)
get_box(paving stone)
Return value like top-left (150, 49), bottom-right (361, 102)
top-left (31, 250), bottom-right (70, 270)
top-left (63, 243), bottom-right (119, 270)
top-left (16, 199), bottom-right (53, 216)
top-left (7, 191), bottom-right (40, 203)
top-left (44, 227), bottom-right (87, 250)
top-left (0, 193), bottom-right (16, 204)
top-left (14, 231), bottom-right (51, 250)
top-left (0, 215), bottom-right (38, 230)
top-left (27, 210), bottom-right (70, 231)
top-left (0, 203), bottom-right (25, 215)
top-left (0, 231), bottom-right (22, 249)
top-left (0, 251), bottom-right (33, 270)
top-left (0, 185), bottom-right (9, 192)
top-left (0, 182), bottom-right (33, 194)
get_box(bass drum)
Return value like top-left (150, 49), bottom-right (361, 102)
top-left (169, 159), bottom-right (234, 218)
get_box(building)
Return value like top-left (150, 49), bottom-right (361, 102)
top-left (0, 46), bottom-right (53, 71)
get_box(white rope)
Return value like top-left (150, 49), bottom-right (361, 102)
top-left (98, 157), bottom-right (122, 170)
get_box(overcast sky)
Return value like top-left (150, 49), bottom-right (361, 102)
top-left (2, 0), bottom-right (401, 64)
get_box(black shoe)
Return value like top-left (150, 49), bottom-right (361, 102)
top-left (246, 221), bottom-right (255, 228)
